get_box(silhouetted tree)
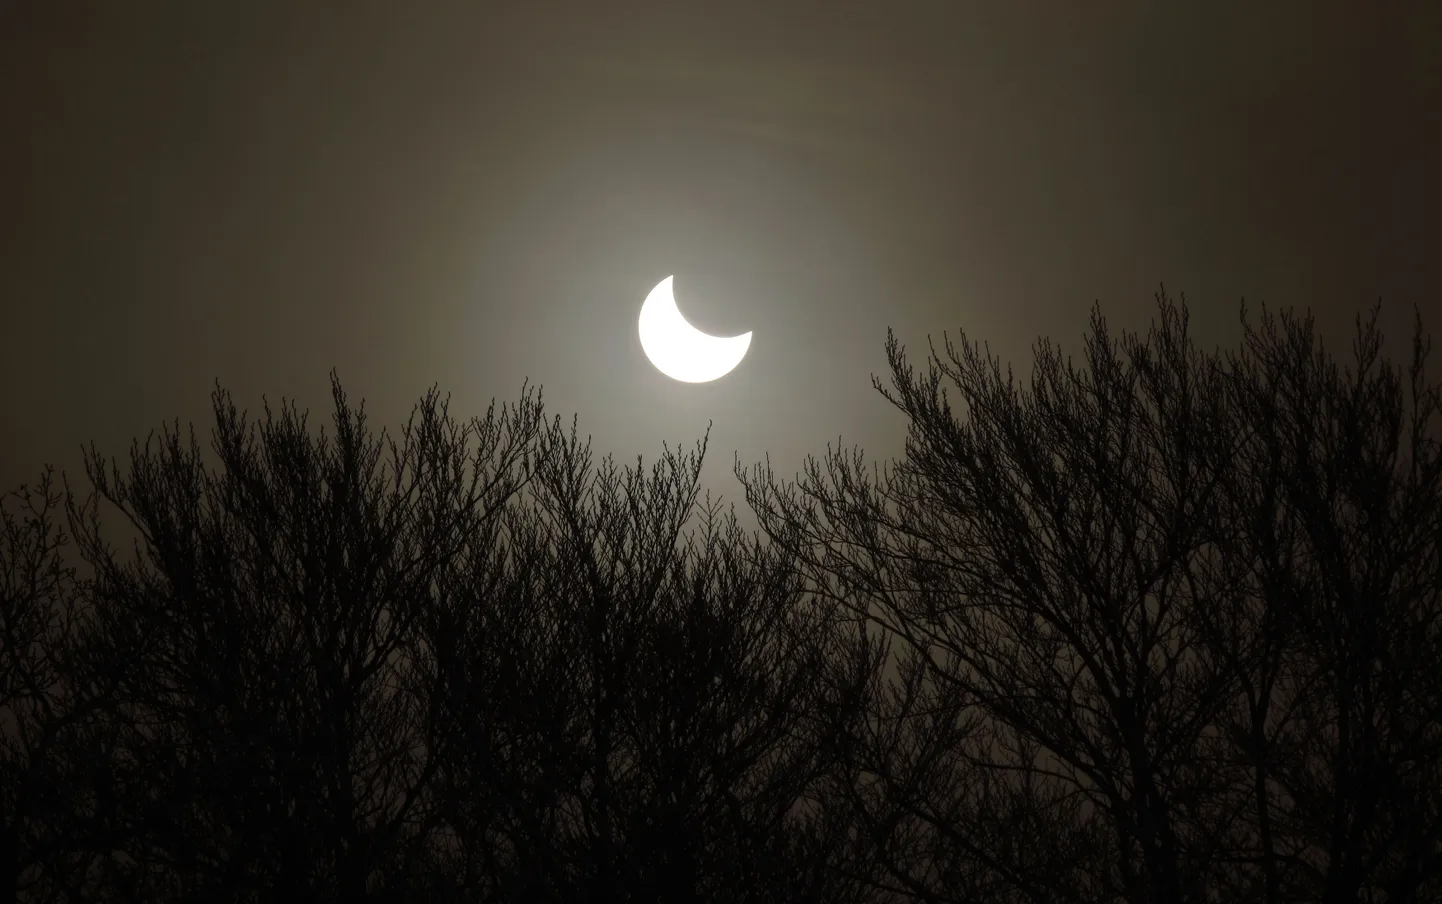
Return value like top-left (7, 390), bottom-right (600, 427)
top-left (3, 374), bottom-right (876, 903)
top-left (59, 378), bottom-right (545, 901)
top-left (9, 291), bottom-right (1436, 904)
top-left (739, 296), bottom-right (1442, 904)
top-left (1, 468), bottom-right (119, 903)
top-left (1206, 307), bottom-right (1442, 904)
top-left (417, 413), bottom-right (881, 902)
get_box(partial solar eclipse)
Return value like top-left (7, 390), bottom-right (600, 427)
top-left (638, 276), bottom-right (752, 383)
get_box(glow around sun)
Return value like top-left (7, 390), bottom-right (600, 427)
top-left (637, 276), bottom-right (753, 383)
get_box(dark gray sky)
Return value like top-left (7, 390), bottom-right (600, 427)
top-left (4, 2), bottom-right (1439, 500)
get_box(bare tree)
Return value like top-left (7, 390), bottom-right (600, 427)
top-left (5, 373), bottom-right (875, 903)
top-left (56, 375), bottom-right (543, 900)
top-left (19, 290), bottom-right (1430, 903)
top-left (1207, 306), bottom-right (1442, 903)
top-left (1, 469), bottom-right (113, 903)
top-left (422, 414), bottom-right (881, 902)
top-left (739, 294), bottom-right (1442, 904)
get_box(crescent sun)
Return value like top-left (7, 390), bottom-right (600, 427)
top-left (638, 276), bottom-right (753, 383)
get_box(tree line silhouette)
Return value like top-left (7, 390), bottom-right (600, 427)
top-left (2, 295), bottom-right (1439, 903)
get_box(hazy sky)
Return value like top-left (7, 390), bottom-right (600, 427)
top-left (3, 2), bottom-right (1439, 502)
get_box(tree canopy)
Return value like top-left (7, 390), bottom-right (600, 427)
top-left (3, 295), bottom-right (1439, 903)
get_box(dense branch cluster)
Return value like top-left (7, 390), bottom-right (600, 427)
top-left (2, 296), bottom-right (1439, 903)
